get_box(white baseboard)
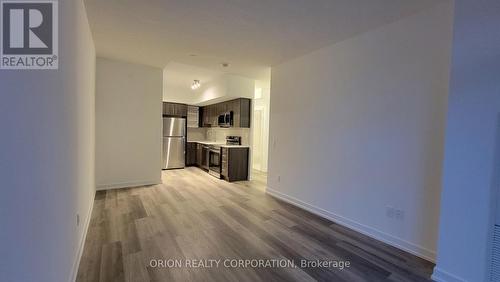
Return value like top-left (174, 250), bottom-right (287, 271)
top-left (96, 179), bottom-right (161, 191)
top-left (266, 187), bottom-right (436, 262)
top-left (68, 194), bottom-right (95, 282)
top-left (431, 267), bottom-right (466, 282)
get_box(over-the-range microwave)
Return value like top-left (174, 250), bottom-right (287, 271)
top-left (218, 111), bottom-right (233, 127)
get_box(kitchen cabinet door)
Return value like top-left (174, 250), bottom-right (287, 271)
top-left (163, 102), bottom-right (188, 117)
top-left (222, 147), bottom-right (249, 182)
top-left (186, 142), bottom-right (197, 166)
top-left (187, 106), bottom-right (199, 128)
top-left (196, 143), bottom-right (203, 166)
top-left (176, 104), bottom-right (188, 117)
top-left (230, 99), bottom-right (241, 127)
top-left (219, 101), bottom-right (228, 113)
top-left (162, 102), bottom-right (174, 116)
top-left (210, 105), bottom-right (218, 126)
top-left (227, 98), bottom-right (250, 128)
top-left (239, 98), bottom-right (251, 128)
top-left (201, 106), bottom-right (209, 127)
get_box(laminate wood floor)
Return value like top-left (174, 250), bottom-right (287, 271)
top-left (76, 167), bottom-right (434, 282)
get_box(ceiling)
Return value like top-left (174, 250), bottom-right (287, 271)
top-left (162, 62), bottom-right (224, 104)
top-left (84, 0), bottom-right (441, 81)
top-left (164, 62), bottom-right (223, 90)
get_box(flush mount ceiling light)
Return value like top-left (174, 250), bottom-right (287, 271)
top-left (191, 80), bottom-right (201, 90)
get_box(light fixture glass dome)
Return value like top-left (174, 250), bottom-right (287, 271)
top-left (191, 80), bottom-right (201, 90)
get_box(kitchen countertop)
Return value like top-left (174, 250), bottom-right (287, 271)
top-left (188, 140), bottom-right (250, 148)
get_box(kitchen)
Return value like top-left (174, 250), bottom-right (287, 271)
top-left (161, 63), bottom-right (270, 183)
top-left (162, 98), bottom-right (252, 182)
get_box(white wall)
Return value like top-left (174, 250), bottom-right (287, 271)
top-left (163, 72), bottom-right (255, 105)
top-left (432, 1), bottom-right (500, 281)
top-left (0, 1), bottom-right (96, 281)
top-left (195, 74), bottom-right (255, 105)
top-left (96, 58), bottom-right (162, 190)
top-left (268, 2), bottom-right (453, 261)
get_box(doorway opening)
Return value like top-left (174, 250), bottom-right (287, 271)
top-left (251, 82), bottom-right (270, 187)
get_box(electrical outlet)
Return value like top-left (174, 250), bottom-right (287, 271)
top-left (386, 206), bottom-right (395, 218)
top-left (76, 214), bottom-right (80, 227)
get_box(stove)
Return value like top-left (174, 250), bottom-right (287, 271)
top-left (226, 136), bottom-right (241, 145)
top-left (208, 145), bottom-right (221, 178)
top-left (206, 136), bottom-right (242, 179)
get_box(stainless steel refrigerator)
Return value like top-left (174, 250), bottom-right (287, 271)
top-left (162, 117), bottom-right (186, 169)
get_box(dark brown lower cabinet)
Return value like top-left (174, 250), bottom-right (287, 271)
top-left (221, 147), bottom-right (249, 182)
top-left (196, 143), bottom-right (203, 167)
top-left (186, 142), bottom-right (197, 166)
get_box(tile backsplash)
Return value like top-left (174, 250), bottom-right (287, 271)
top-left (208, 128), bottom-right (250, 145)
top-left (187, 127), bottom-right (250, 145)
top-left (186, 128), bottom-right (207, 141)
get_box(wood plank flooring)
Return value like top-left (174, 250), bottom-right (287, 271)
top-left (76, 168), bottom-right (434, 282)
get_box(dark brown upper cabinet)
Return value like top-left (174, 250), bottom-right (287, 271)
top-left (200, 105), bottom-right (214, 127)
top-left (163, 102), bottom-right (188, 117)
top-left (187, 106), bottom-right (199, 128)
top-left (200, 98), bottom-right (251, 128)
top-left (231, 98), bottom-right (251, 128)
top-left (210, 104), bottom-right (218, 126)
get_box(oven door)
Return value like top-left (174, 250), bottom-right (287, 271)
top-left (208, 148), bottom-right (221, 178)
top-left (201, 146), bottom-right (210, 170)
